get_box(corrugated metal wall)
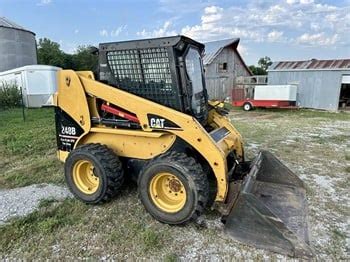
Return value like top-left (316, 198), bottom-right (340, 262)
top-left (268, 70), bottom-right (349, 111)
top-left (0, 27), bottom-right (37, 72)
top-left (204, 48), bottom-right (250, 100)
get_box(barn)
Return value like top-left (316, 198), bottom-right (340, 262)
top-left (203, 38), bottom-right (252, 100)
top-left (268, 59), bottom-right (350, 111)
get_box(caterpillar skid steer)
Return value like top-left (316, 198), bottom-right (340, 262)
top-left (54, 36), bottom-right (313, 257)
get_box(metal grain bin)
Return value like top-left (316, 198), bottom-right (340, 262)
top-left (0, 17), bottom-right (37, 72)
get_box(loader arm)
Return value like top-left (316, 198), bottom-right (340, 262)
top-left (55, 70), bottom-right (244, 202)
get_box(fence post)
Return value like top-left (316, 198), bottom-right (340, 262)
top-left (20, 85), bottom-right (25, 122)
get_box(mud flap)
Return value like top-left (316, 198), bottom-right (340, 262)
top-left (223, 150), bottom-right (314, 258)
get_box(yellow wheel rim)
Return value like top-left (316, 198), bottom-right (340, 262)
top-left (72, 160), bottom-right (99, 194)
top-left (149, 172), bottom-right (186, 213)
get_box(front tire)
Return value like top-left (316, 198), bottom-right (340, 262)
top-left (65, 143), bottom-right (124, 204)
top-left (138, 151), bottom-right (209, 224)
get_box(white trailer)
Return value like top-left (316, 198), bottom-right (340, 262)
top-left (254, 85), bottom-right (297, 101)
top-left (232, 84), bottom-right (298, 111)
top-left (0, 65), bottom-right (61, 108)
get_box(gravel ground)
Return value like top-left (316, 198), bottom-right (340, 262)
top-left (0, 184), bottom-right (72, 224)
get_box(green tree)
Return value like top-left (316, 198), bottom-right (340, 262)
top-left (248, 65), bottom-right (266, 75)
top-left (258, 56), bottom-right (272, 72)
top-left (0, 82), bottom-right (22, 109)
top-left (71, 45), bottom-right (98, 72)
top-left (37, 39), bottom-right (98, 72)
top-left (37, 38), bottom-right (66, 67)
top-left (249, 56), bottom-right (273, 75)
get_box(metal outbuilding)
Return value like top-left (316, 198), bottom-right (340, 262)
top-left (268, 59), bottom-right (350, 111)
top-left (0, 17), bottom-right (37, 72)
top-left (203, 38), bottom-right (252, 100)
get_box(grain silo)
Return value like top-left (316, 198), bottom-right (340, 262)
top-left (0, 17), bottom-right (37, 72)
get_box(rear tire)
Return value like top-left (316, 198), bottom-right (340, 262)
top-left (138, 151), bottom-right (209, 224)
top-left (65, 143), bottom-right (124, 204)
top-left (243, 102), bottom-right (253, 111)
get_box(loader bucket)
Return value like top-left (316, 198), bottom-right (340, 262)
top-left (223, 150), bottom-right (314, 258)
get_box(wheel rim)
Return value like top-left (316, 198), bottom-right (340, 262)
top-left (149, 172), bottom-right (187, 213)
top-left (244, 104), bottom-right (250, 110)
top-left (72, 160), bottom-right (100, 194)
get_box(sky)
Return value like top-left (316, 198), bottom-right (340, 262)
top-left (0, 0), bottom-right (349, 65)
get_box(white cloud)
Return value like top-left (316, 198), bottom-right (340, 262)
top-left (99, 25), bottom-right (127, 38)
top-left (312, 3), bottom-right (337, 12)
top-left (99, 29), bottom-right (108, 37)
top-left (296, 32), bottom-right (339, 46)
top-left (262, 5), bottom-right (287, 25)
top-left (37, 0), bottom-right (51, 6)
top-left (111, 25), bottom-right (127, 37)
top-left (74, 29), bottom-right (79, 34)
top-left (138, 1), bottom-right (349, 49)
top-left (286, 0), bottom-right (314, 4)
top-left (310, 22), bottom-right (320, 31)
top-left (267, 30), bottom-right (284, 42)
top-left (300, 0), bottom-right (314, 4)
top-left (201, 6), bottom-right (223, 23)
top-left (137, 21), bottom-right (177, 38)
top-left (178, 2), bottom-right (349, 47)
top-left (180, 5), bottom-right (265, 42)
top-left (237, 43), bottom-right (248, 56)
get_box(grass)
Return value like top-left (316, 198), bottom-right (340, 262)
top-left (0, 107), bottom-right (349, 259)
top-left (141, 227), bottom-right (162, 251)
top-left (0, 108), bottom-right (63, 188)
top-left (324, 227), bottom-right (347, 260)
top-left (0, 108), bottom-right (55, 155)
top-left (345, 154), bottom-right (350, 161)
top-left (0, 188), bottom-right (170, 259)
top-left (234, 107), bottom-right (350, 120)
top-left (0, 199), bottom-right (88, 254)
top-left (164, 253), bottom-right (179, 262)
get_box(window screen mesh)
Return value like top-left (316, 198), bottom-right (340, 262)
top-left (107, 48), bottom-right (179, 109)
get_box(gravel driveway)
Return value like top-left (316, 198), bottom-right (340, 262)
top-left (0, 184), bottom-right (72, 224)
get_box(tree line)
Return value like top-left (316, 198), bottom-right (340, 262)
top-left (248, 56), bottom-right (272, 75)
top-left (37, 38), bottom-right (98, 72)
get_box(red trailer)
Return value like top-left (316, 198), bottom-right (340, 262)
top-left (232, 85), bottom-right (298, 111)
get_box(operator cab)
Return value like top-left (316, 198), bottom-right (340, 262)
top-left (98, 36), bottom-right (208, 125)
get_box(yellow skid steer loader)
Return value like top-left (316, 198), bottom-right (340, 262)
top-left (54, 36), bottom-right (313, 257)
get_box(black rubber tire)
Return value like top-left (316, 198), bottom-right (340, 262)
top-left (138, 151), bottom-right (209, 224)
top-left (65, 143), bottom-right (124, 204)
top-left (243, 102), bottom-right (253, 111)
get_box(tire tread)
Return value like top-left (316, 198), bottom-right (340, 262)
top-left (138, 151), bottom-right (209, 223)
top-left (66, 143), bottom-right (124, 204)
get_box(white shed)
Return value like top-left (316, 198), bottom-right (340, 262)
top-left (0, 65), bottom-right (61, 108)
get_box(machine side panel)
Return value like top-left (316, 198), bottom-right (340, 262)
top-left (55, 107), bottom-right (85, 152)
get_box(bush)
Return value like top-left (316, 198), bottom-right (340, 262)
top-left (0, 82), bottom-right (22, 109)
